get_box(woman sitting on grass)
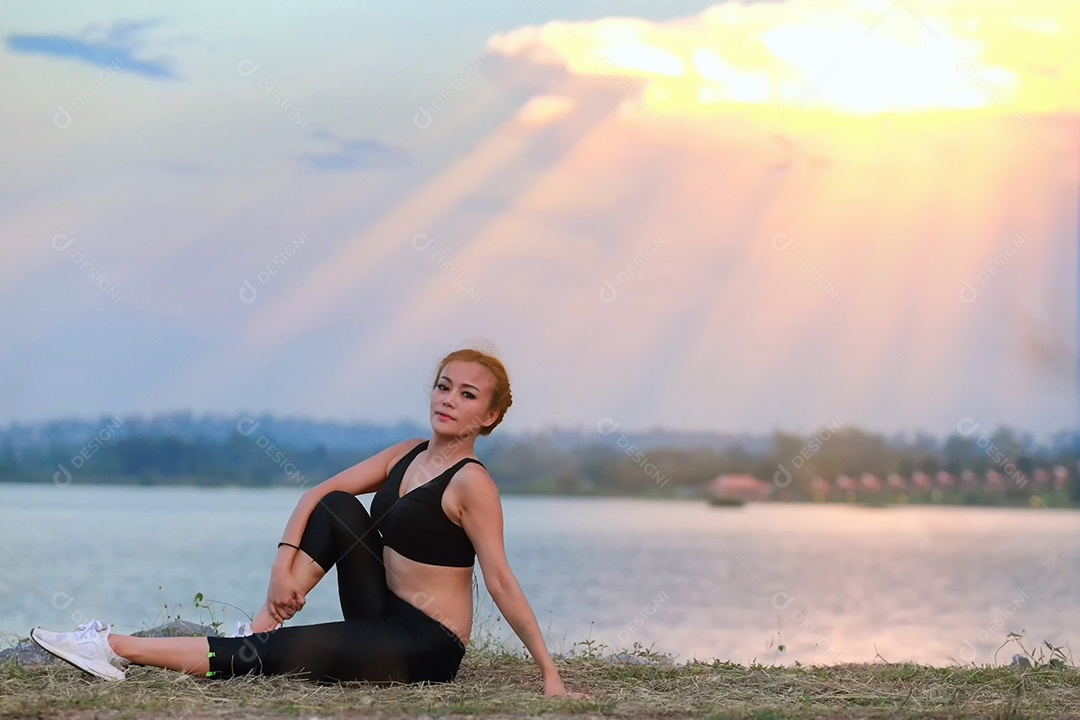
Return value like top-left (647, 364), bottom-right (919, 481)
top-left (31, 347), bottom-right (588, 698)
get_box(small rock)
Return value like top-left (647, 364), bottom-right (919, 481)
top-left (0, 641), bottom-right (59, 667)
top-left (132, 620), bottom-right (218, 639)
top-left (1010, 654), bottom-right (1032, 668)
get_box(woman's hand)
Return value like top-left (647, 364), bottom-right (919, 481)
top-left (266, 566), bottom-right (306, 624)
top-left (543, 674), bottom-right (592, 699)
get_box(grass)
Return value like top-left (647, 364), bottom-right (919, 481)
top-left (5, 591), bottom-right (1079, 719)
top-left (4, 640), bottom-right (1080, 720)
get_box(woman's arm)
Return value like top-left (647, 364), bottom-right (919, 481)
top-left (457, 467), bottom-right (589, 698)
top-left (264, 438), bottom-right (427, 624)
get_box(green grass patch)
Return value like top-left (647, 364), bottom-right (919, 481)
top-left (3, 650), bottom-right (1080, 719)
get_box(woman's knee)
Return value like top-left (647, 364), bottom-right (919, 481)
top-left (316, 491), bottom-right (373, 527)
top-left (317, 490), bottom-right (362, 515)
top-left (320, 490), bottom-right (355, 505)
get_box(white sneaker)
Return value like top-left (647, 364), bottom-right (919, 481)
top-left (30, 619), bottom-right (130, 681)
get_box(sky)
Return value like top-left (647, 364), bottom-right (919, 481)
top-left (1, 0), bottom-right (1078, 440)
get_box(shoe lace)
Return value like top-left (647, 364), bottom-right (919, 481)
top-left (73, 620), bottom-right (106, 642)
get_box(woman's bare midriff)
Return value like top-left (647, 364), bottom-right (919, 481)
top-left (385, 548), bottom-right (473, 646)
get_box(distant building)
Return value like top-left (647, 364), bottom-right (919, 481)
top-left (707, 473), bottom-right (773, 503)
top-left (836, 474), bottom-right (856, 491)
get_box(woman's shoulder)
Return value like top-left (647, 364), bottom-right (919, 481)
top-left (383, 437), bottom-right (428, 471)
top-left (450, 459), bottom-right (496, 493)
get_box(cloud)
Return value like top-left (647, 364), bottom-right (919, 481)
top-left (300, 134), bottom-right (410, 172)
top-left (7, 19), bottom-right (176, 79)
top-left (488, 0), bottom-right (1078, 118)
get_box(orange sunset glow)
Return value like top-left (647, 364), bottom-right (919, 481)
top-left (2, 0), bottom-right (1075, 436)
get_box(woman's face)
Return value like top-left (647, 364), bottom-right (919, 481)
top-left (430, 360), bottom-right (499, 437)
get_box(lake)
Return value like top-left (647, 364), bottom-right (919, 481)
top-left (1, 483), bottom-right (1077, 666)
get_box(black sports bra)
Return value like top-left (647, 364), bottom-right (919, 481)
top-left (370, 440), bottom-right (482, 568)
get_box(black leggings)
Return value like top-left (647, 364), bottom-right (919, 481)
top-left (205, 491), bottom-right (467, 683)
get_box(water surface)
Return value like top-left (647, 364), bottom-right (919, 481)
top-left (2, 484), bottom-right (1077, 665)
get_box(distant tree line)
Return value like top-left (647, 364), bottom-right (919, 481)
top-left (0, 417), bottom-right (1075, 506)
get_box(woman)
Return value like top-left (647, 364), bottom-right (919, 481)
top-left (31, 348), bottom-right (588, 698)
